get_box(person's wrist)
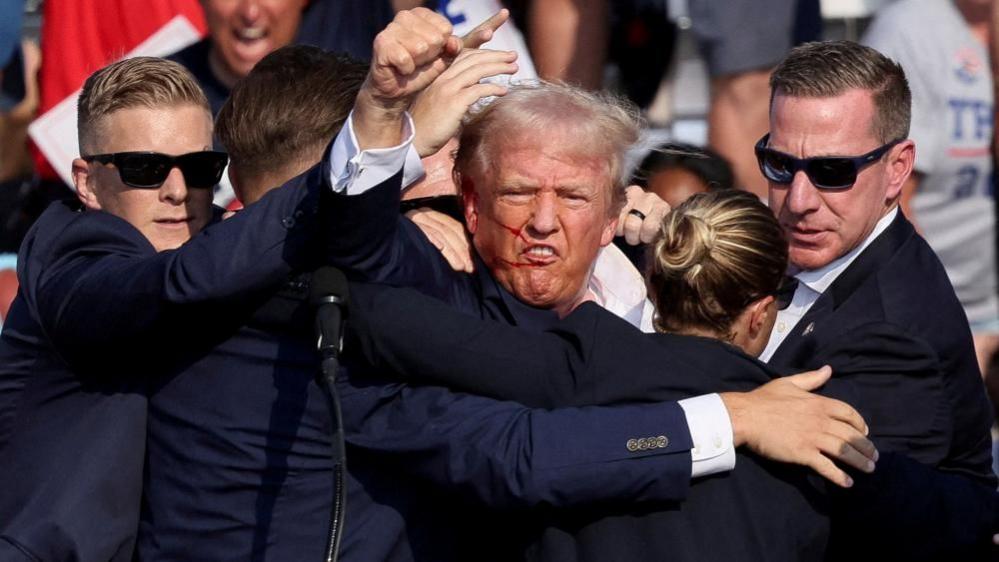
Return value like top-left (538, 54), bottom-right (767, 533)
top-left (358, 80), bottom-right (411, 117)
top-left (353, 87), bottom-right (408, 151)
top-left (719, 392), bottom-right (750, 448)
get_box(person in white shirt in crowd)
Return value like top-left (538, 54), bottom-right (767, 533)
top-left (863, 0), bottom-right (999, 409)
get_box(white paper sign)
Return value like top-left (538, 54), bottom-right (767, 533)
top-left (28, 15), bottom-right (202, 188)
top-left (437, 0), bottom-right (538, 82)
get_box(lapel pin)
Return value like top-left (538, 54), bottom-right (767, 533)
top-left (802, 322), bottom-right (815, 336)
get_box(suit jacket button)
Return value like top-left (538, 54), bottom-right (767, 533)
top-left (656, 435), bottom-right (668, 448)
top-left (639, 438), bottom-right (652, 450)
top-left (282, 216), bottom-right (296, 229)
top-left (626, 438), bottom-right (639, 452)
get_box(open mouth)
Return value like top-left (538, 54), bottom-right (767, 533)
top-left (520, 245), bottom-right (558, 265)
top-left (230, 26), bottom-right (270, 62)
top-left (236, 26), bottom-right (266, 41)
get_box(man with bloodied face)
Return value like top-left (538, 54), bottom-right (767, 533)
top-left (454, 84), bottom-right (631, 317)
top-left (330, 64), bottom-right (879, 498)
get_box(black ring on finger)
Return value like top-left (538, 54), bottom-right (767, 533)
top-left (628, 209), bottom-right (647, 221)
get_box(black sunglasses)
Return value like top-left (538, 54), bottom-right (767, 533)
top-left (772, 276), bottom-right (799, 310)
top-left (754, 133), bottom-right (903, 190)
top-left (82, 151), bottom-right (228, 189)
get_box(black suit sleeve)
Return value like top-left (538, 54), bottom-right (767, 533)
top-left (349, 283), bottom-right (769, 408)
top-left (348, 283), bottom-right (604, 408)
top-left (811, 321), bottom-right (993, 482)
top-left (826, 452), bottom-right (999, 561)
top-left (810, 322), bottom-right (950, 462)
top-left (806, 322), bottom-right (998, 558)
top-left (326, 170), bottom-right (464, 301)
top-left (24, 163), bottom-right (388, 370)
top-left (338, 371), bottom-right (697, 508)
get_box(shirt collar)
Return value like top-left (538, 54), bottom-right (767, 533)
top-left (794, 206), bottom-right (898, 294)
top-left (588, 243), bottom-right (648, 318)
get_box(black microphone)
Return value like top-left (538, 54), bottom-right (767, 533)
top-left (309, 267), bottom-right (349, 562)
top-left (310, 267), bottom-right (349, 365)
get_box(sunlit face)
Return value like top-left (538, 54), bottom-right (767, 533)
top-left (202, 0), bottom-right (307, 82)
top-left (73, 104), bottom-right (214, 252)
top-left (766, 89), bottom-right (911, 271)
top-left (462, 136), bottom-right (618, 316)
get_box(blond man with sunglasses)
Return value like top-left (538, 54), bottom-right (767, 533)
top-left (0, 56), bottom-right (357, 560)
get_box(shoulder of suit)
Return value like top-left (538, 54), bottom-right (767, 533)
top-left (21, 201), bottom-right (155, 273)
top-left (872, 228), bottom-right (957, 312)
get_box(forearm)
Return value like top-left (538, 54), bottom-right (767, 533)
top-left (38, 165), bottom-right (329, 359)
top-left (338, 374), bottom-right (695, 509)
top-left (348, 283), bottom-right (587, 407)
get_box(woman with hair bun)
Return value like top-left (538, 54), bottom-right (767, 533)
top-left (649, 189), bottom-right (796, 357)
top-left (347, 189), bottom-right (828, 561)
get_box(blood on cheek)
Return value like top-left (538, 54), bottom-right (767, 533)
top-left (481, 213), bottom-right (537, 269)
top-left (496, 221), bottom-right (528, 243)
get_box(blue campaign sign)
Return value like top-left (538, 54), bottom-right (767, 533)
top-left (439, 0), bottom-right (468, 26)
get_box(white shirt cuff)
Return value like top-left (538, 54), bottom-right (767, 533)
top-left (679, 393), bottom-right (736, 477)
top-left (328, 110), bottom-right (421, 195)
top-left (401, 143), bottom-right (425, 189)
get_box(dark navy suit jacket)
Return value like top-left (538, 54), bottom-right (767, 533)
top-left (766, 211), bottom-right (997, 559)
top-left (321, 152), bottom-right (715, 560)
top-left (0, 162), bottom-right (333, 560)
top-left (349, 284), bottom-right (831, 562)
top-left (348, 281), bottom-right (999, 561)
top-left (322, 160), bottom-right (698, 489)
top-left (0, 153), bottom-right (702, 560)
top-left (134, 165), bottom-right (696, 561)
top-left (770, 212), bottom-right (994, 480)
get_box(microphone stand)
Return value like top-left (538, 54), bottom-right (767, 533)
top-left (314, 292), bottom-right (347, 562)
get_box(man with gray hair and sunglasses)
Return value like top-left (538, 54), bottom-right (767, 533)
top-left (756, 40), bottom-right (996, 557)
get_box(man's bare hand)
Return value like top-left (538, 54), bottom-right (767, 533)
top-left (407, 208), bottom-right (474, 273)
top-left (461, 9), bottom-right (510, 49)
top-left (720, 366), bottom-right (878, 488)
top-left (354, 8), bottom-right (461, 150)
top-left (616, 185), bottom-right (670, 245)
top-left (411, 48), bottom-right (518, 157)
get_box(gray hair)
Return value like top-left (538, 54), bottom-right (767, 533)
top-left (454, 80), bottom-right (642, 213)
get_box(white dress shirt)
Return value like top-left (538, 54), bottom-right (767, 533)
top-left (588, 244), bottom-right (657, 333)
top-left (326, 112), bottom-right (736, 477)
top-left (760, 207), bottom-right (900, 362)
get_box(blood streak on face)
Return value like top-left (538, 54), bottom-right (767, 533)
top-left (462, 143), bottom-right (619, 316)
top-left (492, 220), bottom-right (536, 268)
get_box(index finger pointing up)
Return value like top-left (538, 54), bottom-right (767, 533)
top-left (461, 9), bottom-right (510, 49)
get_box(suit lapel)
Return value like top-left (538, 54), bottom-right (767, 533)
top-left (768, 291), bottom-right (832, 368)
top-left (770, 212), bottom-right (914, 370)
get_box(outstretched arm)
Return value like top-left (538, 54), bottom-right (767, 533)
top-left (347, 283), bottom-right (877, 487)
top-left (26, 164), bottom-right (345, 370)
top-left (338, 369), bottom-right (696, 509)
